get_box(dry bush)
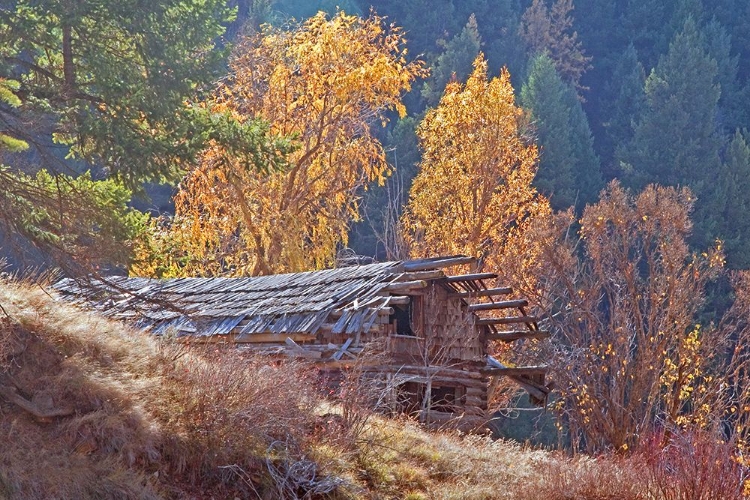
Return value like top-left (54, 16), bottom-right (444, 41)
top-left (638, 430), bottom-right (747, 500)
top-left (514, 454), bottom-right (644, 500)
top-left (0, 280), bottom-right (341, 499)
top-left (155, 346), bottom-right (320, 486)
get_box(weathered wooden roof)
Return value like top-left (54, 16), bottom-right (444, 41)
top-left (53, 256), bottom-right (477, 339)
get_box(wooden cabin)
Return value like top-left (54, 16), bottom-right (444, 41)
top-left (54, 255), bottom-right (551, 429)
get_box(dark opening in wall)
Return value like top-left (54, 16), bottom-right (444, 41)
top-left (430, 385), bottom-right (457, 413)
top-left (389, 295), bottom-right (424, 336)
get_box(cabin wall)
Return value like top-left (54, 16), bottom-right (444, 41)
top-left (386, 283), bottom-right (484, 364)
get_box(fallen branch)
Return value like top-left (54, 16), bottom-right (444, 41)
top-left (0, 385), bottom-right (74, 419)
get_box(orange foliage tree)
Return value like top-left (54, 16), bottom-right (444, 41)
top-left (519, 0), bottom-right (591, 93)
top-left (536, 181), bottom-right (732, 453)
top-left (134, 11), bottom-right (425, 277)
top-left (401, 54), bottom-right (552, 286)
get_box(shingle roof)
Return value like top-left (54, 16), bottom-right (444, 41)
top-left (53, 256), bottom-right (476, 339)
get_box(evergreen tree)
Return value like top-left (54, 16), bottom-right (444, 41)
top-left (622, 0), bottom-right (675, 70)
top-left (521, 53), bottom-right (601, 211)
top-left (703, 18), bottom-right (745, 133)
top-left (721, 129), bottom-right (750, 269)
top-left (519, 0), bottom-right (592, 94)
top-left (624, 17), bottom-right (724, 248)
top-left (604, 44), bottom-right (647, 178)
top-left (421, 14), bottom-right (482, 107)
top-left (455, 0), bottom-right (526, 82)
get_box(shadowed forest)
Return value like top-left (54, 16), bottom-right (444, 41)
top-left (3, 0), bottom-right (750, 497)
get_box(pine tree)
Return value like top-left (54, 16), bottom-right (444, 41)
top-left (519, 0), bottom-right (592, 94)
top-left (521, 53), bottom-right (601, 211)
top-left (721, 130), bottom-right (750, 268)
top-left (421, 14), bottom-right (482, 107)
top-left (703, 18), bottom-right (745, 133)
top-left (624, 17), bottom-right (723, 248)
top-left (604, 44), bottom-right (647, 178)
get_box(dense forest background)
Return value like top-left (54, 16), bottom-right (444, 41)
top-left (291, 0), bottom-right (750, 272)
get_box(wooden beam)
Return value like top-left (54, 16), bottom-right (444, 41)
top-left (508, 378), bottom-right (549, 403)
top-left (480, 366), bottom-right (548, 377)
top-left (476, 316), bottom-right (538, 326)
top-left (443, 273), bottom-right (497, 283)
top-left (449, 287), bottom-right (513, 298)
top-left (386, 295), bottom-right (411, 305)
top-left (486, 330), bottom-right (551, 342)
top-left (467, 299), bottom-right (528, 312)
top-left (385, 280), bottom-right (428, 292)
top-left (332, 337), bottom-right (353, 361)
top-left (398, 270), bottom-right (445, 281)
top-left (232, 333), bottom-right (316, 343)
top-left (402, 256), bottom-right (476, 272)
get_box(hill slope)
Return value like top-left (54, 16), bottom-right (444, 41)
top-left (0, 278), bottom-right (720, 499)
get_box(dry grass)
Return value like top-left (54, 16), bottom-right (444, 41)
top-left (0, 279), bottom-right (323, 499)
top-left (0, 277), bottom-right (744, 499)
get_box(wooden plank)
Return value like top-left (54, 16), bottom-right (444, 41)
top-left (477, 316), bottom-right (538, 326)
top-left (285, 336), bottom-right (303, 351)
top-left (385, 280), bottom-right (428, 292)
top-left (443, 273), bottom-right (497, 283)
top-left (449, 287), bottom-right (513, 298)
top-left (402, 256), bottom-right (476, 272)
top-left (385, 295), bottom-right (411, 305)
top-left (467, 299), bottom-right (528, 312)
top-left (399, 270), bottom-right (445, 281)
top-left (332, 337), bottom-right (353, 361)
top-left (487, 330), bottom-right (551, 342)
top-left (480, 366), bottom-right (548, 377)
top-left (233, 333), bottom-right (316, 343)
top-left (331, 305), bottom-right (392, 320)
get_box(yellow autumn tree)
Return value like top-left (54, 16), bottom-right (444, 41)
top-left (402, 54), bottom-right (551, 285)
top-left (134, 11), bottom-right (425, 277)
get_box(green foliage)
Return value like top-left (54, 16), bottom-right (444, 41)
top-left (623, 17), bottom-right (723, 247)
top-left (0, 169), bottom-right (148, 272)
top-left (521, 53), bottom-right (601, 211)
top-left (519, 0), bottom-right (592, 95)
top-left (721, 129), bottom-right (750, 269)
top-left (421, 14), bottom-right (482, 107)
top-left (703, 17), bottom-right (746, 133)
top-left (0, 79), bottom-right (27, 153)
top-left (0, 0), bottom-right (235, 187)
top-left (604, 45), bottom-right (647, 177)
top-left (0, 0), bottom-right (272, 273)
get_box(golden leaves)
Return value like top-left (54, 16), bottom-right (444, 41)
top-left (140, 11), bottom-right (424, 277)
top-left (402, 54), bottom-right (551, 283)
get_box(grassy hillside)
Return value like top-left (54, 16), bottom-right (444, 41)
top-left (0, 279), bottom-right (742, 499)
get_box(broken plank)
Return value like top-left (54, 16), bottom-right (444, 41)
top-left (398, 270), bottom-right (445, 281)
top-left (467, 299), bottom-right (528, 312)
top-left (384, 295), bottom-right (411, 305)
top-left (233, 333), bottom-right (316, 343)
top-left (402, 256), bottom-right (476, 272)
top-left (443, 273), bottom-right (498, 283)
top-left (332, 337), bottom-right (353, 361)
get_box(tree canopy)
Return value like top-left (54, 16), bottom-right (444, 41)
top-left (0, 0), bottom-right (244, 272)
top-left (403, 54), bottom-right (551, 285)
top-left (134, 11), bottom-right (425, 277)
